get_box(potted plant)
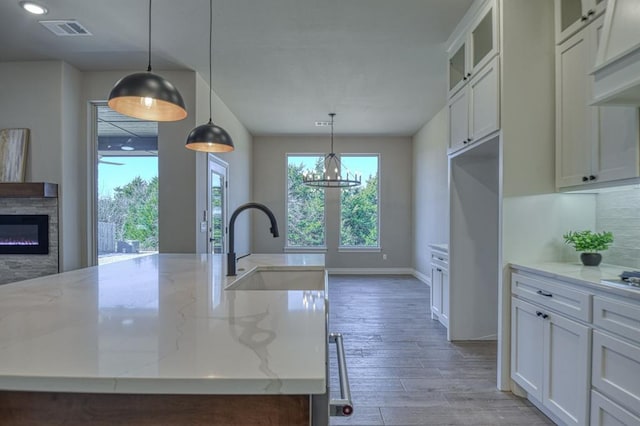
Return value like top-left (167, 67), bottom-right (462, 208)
top-left (563, 230), bottom-right (614, 266)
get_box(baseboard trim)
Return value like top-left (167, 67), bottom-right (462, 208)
top-left (413, 269), bottom-right (430, 286)
top-left (327, 268), bottom-right (414, 275)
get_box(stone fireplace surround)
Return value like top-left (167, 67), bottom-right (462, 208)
top-left (0, 183), bottom-right (58, 285)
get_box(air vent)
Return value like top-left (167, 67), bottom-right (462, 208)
top-left (39, 20), bottom-right (92, 36)
top-left (315, 121), bottom-right (332, 127)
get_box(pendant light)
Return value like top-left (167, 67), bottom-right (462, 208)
top-left (185, 0), bottom-right (234, 153)
top-left (303, 113), bottom-right (361, 188)
top-left (108, 0), bottom-right (187, 122)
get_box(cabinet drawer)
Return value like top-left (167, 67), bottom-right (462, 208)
top-left (592, 330), bottom-right (640, 415)
top-left (430, 256), bottom-right (448, 270)
top-left (512, 272), bottom-right (591, 322)
top-left (590, 390), bottom-right (640, 426)
top-left (593, 296), bottom-right (640, 344)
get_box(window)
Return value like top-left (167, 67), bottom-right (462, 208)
top-left (340, 155), bottom-right (379, 248)
top-left (287, 155), bottom-right (325, 248)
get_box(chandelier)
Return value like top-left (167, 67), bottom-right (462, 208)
top-left (302, 113), bottom-right (361, 188)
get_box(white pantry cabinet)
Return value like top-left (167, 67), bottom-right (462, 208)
top-left (511, 275), bottom-right (590, 426)
top-left (429, 247), bottom-right (449, 329)
top-left (448, 56), bottom-right (500, 153)
top-left (555, 15), bottom-right (639, 189)
top-left (447, 0), bottom-right (499, 98)
top-left (555, 0), bottom-right (606, 44)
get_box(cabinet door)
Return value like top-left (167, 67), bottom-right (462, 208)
top-left (590, 16), bottom-right (640, 184)
top-left (448, 87), bottom-right (469, 152)
top-left (556, 28), bottom-right (592, 188)
top-left (431, 265), bottom-right (442, 320)
top-left (592, 330), bottom-right (640, 414)
top-left (469, 56), bottom-right (499, 143)
top-left (555, 0), bottom-right (606, 44)
top-left (469, 1), bottom-right (498, 76)
top-left (511, 298), bottom-right (543, 400)
top-left (542, 311), bottom-right (590, 426)
top-left (448, 41), bottom-right (467, 98)
top-left (590, 390), bottom-right (640, 426)
top-left (440, 268), bottom-right (449, 328)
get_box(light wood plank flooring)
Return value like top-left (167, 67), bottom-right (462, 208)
top-left (328, 275), bottom-right (553, 426)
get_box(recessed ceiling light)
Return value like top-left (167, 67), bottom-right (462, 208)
top-left (120, 145), bottom-right (134, 151)
top-left (20, 1), bottom-right (48, 15)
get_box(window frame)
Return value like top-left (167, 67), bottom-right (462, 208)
top-left (338, 153), bottom-right (381, 251)
top-left (285, 153), bottom-right (327, 251)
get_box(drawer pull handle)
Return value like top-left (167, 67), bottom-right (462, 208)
top-left (437, 268), bottom-right (442, 272)
top-left (537, 290), bottom-right (553, 297)
top-left (437, 257), bottom-right (444, 261)
top-left (536, 311), bottom-right (549, 319)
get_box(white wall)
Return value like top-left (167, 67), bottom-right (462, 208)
top-left (252, 135), bottom-right (412, 269)
top-left (412, 106), bottom-right (449, 280)
top-left (0, 61), bottom-right (84, 271)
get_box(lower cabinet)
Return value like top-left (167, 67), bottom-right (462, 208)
top-left (511, 297), bottom-right (590, 425)
top-left (430, 250), bottom-right (449, 328)
top-left (512, 268), bottom-right (640, 425)
top-left (590, 390), bottom-right (640, 426)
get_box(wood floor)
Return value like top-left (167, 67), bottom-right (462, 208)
top-left (327, 275), bottom-right (553, 426)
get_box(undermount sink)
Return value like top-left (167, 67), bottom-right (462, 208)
top-left (225, 268), bottom-right (326, 291)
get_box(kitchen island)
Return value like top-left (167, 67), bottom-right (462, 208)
top-left (0, 253), bottom-right (327, 425)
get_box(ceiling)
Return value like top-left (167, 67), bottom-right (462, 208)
top-left (0, 0), bottom-right (473, 136)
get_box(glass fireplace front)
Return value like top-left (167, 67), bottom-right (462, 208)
top-left (0, 215), bottom-right (49, 255)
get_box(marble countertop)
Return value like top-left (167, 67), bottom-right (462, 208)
top-left (511, 262), bottom-right (640, 300)
top-left (429, 243), bottom-right (448, 253)
top-left (0, 253), bottom-right (327, 395)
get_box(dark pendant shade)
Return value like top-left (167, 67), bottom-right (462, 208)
top-left (185, 120), bottom-right (234, 152)
top-left (108, 71), bottom-right (187, 122)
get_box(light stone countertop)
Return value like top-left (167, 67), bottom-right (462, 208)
top-left (510, 261), bottom-right (640, 301)
top-left (0, 253), bottom-right (327, 395)
top-left (429, 243), bottom-right (448, 254)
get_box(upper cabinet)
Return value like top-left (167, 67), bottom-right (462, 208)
top-left (447, 1), bottom-right (499, 99)
top-left (555, 0), bottom-right (607, 44)
top-left (447, 0), bottom-right (500, 154)
top-left (555, 14), bottom-right (640, 189)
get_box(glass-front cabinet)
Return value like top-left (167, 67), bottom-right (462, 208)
top-left (554, 0), bottom-right (606, 44)
top-left (447, 0), bottom-right (498, 98)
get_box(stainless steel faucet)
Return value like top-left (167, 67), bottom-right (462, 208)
top-left (227, 202), bottom-right (279, 276)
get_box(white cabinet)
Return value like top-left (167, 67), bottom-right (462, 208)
top-left (447, 0), bottom-right (499, 98)
top-left (448, 56), bottom-right (500, 153)
top-left (591, 296), bottom-right (640, 422)
top-left (511, 267), bottom-right (640, 425)
top-left (555, 15), bottom-right (639, 189)
top-left (429, 248), bottom-right (448, 328)
top-left (591, 390), bottom-right (640, 426)
top-left (555, 0), bottom-right (606, 44)
top-left (511, 296), bottom-right (590, 425)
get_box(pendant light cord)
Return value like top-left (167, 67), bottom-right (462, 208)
top-left (147, 0), bottom-right (152, 72)
top-left (330, 113), bottom-right (335, 153)
top-left (208, 0), bottom-right (213, 123)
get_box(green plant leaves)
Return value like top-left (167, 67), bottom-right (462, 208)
top-left (563, 230), bottom-right (614, 252)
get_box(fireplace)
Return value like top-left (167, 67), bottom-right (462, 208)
top-left (0, 215), bottom-right (49, 255)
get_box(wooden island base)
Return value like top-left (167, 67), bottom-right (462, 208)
top-left (0, 391), bottom-right (310, 426)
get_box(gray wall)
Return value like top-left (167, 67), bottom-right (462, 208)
top-left (252, 135), bottom-right (412, 269)
top-left (0, 62), bottom-right (253, 271)
top-left (411, 106), bottom-right (449, 280)
top-left (596, 188), bottom-right (640, 268)
top-left (0, 61), bottom-right (83, 271)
